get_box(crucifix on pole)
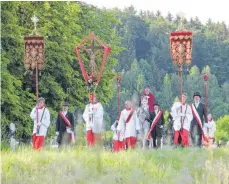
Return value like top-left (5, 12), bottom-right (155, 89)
top-left (84, 38), bottom-right (104, 80)
top-left (75, 32), bottom-right (111, 100)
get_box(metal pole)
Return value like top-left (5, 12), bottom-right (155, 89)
top-left (35, 61), bottom-right (39, 132)
top-left (117, 83), bottom-right (120, 119)
top-left (204, 81), bottom-right (208, 115)
top-left (36, 61), bottom-right (39, 104)
top-left (179, 65), bottom-right (183, 100)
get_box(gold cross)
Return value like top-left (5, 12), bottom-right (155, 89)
top-left (31, 15), bottom-right (39, 35)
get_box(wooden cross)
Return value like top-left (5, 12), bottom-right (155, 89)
top-left (80, 38), bottom-right (104, 75)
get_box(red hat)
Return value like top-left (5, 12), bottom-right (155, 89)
top-left (89, 93), bottom-right (95, 102)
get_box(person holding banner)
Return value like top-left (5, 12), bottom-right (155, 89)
top-left (171, 93), bottom-right (193, 147)
top-left (30, 97), bottom-right (50, 150)
top-left (83, 94), bottom-right (104, 147)
top-left (56, 102), bottom-right (75, 146)
top-left (147, 102), bottom-right (164, 148)
top-left (117, 101), bottom-right (140, 149)
top-left (190, 92), bottom-right (208, 147)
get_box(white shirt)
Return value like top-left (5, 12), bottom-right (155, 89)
top-left (171, 102), bottom-right (193, 131)
top-left (195, 102), bottom-right (200, 108)
top-left (154, 110), bottom-right (159, 115)
top-left (111, 122), bottom-right (124, 141)
top-left (62, 111), bottom-right (67, 116)
top-left (30, 107), bottom-right (50, 136)
top-left (117, 108), bottom-right (140, 138)
top-left (83, 102), bottom-right (104, 133)
top-left (204, 120), bottom-right (216, 138)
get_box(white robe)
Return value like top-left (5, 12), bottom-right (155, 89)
top-left (111, 123), bottom-right (124, 141)
top-left (117, 109), bottom-right (140, 138)
top-left (83, 102), bottom-right (103, 134)
top-left (171, 102), bottom-right (193, 131)
top-left (204, 121), bottom-right (216, 138)
top-left (30, 107), bottom-right (50, 136)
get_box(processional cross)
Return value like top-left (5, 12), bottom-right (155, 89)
top-left (83, 38), bottom-right (104, 79)
top-left (75, 32), bottom-right (111, 99)
top-left (31, 15), bottom-right (39, 35)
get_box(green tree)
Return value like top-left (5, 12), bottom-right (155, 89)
top-left (161, 73), bottom-right (173, 110)
top-left (215, 115), bottom-right (229, 143)
top-left (1, 1), bottom-right (123, 142)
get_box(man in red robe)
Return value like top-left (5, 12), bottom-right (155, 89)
top-left (140, 85), bottom-right (155, 112)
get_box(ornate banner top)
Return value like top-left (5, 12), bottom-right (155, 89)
top-left (170, 31), bottom-right (193, 66)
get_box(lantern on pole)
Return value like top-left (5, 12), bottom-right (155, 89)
top-left (75, 32), bottom-right (111, 100)
top-left (24, 15), bottom-right (44, 103)
top-left (202, 73), bottom-right (209, 115)
top-left (116, 75), bottom-right (122, 119)
top-left (170, 13), bottom-right (193, 99)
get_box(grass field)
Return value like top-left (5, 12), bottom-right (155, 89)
top-left (1, 146), bottom-right (229, 184)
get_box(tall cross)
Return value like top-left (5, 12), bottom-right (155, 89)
top-left (31, 15), bottom-right (39, 35)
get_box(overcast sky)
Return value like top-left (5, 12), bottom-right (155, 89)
top-left (83, 0), bottom-right (229, 25)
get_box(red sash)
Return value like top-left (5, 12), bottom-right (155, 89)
top-left (190, 104), bottom-right (208, 142)
top-left (60, 112), bottom-right (71, 127)
top-left (125, 110), bottom-right (134, 124)
top-left (147, 110), bottom-right (163, 140)
top-left (59, 112), bottom-right (75, 143)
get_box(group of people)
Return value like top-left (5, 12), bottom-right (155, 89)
top-left (30, 86), bottom-right (216, 151)
top-left (30, 98), bottom-right (75, 150)
top-left (109, 86), bottom-right (216, 152)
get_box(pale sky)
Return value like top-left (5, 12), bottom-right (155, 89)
top-left (83, 0), bottom-right (229, 25)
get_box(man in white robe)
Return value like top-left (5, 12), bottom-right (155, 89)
top-left (117, 101), bottom-right (140, 149)
top-left (30, 97), bottom-right (50, 150)
top-left (83, 94), bottom-right (103, 146)
top-left (171, 93), bottom-right (193, 147)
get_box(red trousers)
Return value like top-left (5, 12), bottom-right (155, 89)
top-left (86, 130), bottom-right (102, 147)
top-left (113, 140), bottom-right (125, 152)
top-left (86, 130), bottom-right (95, 146)
top-left (174, 129), bottom-right (189, 147)
top-left (125, 137), bottom-right (136, 149)
top-left (33, 134), bottom-right (44, 150)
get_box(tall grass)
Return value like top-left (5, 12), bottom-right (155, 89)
top-left (2, 146), bottom-right (229, 184)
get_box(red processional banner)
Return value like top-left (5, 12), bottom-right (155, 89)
top-left (170, 31), bottom-right (192, 66)
top-left (24, 36), bottom-right (44, 70)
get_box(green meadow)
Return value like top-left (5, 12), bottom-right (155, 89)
top-left (2, 146), bottom-right (229, 184)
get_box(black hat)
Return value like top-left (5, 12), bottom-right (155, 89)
top-left (63, 102), bottom-right (69, 106)
top-left (153, 102), bottom-right (160, 106)
top-left (145, 84), bottom-right (150, 89)
top-left (193, 92), bottom-right (201, 98)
